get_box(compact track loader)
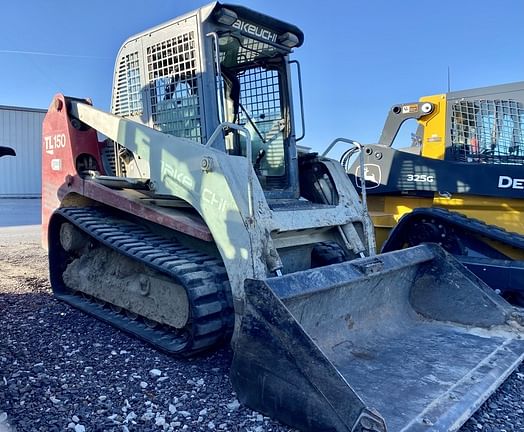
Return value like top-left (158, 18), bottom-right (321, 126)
top-left (42, 4), bottom-right (524, 431)
top-left (345, 82), bottom-right (524, 304)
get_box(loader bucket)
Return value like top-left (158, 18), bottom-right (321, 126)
top-left (231, 244), bottom-right (524, 432)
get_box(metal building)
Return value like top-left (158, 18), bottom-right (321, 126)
top-left (0, 105), bottom-right (46, 197)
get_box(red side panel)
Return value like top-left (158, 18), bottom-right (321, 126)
top-left (41, 94), bottom-right (104, 248)
top-left (41, 94), bottom-right (213, 248)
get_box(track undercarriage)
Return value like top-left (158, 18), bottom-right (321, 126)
top-left (48, 207), bottom-right (233, 355)
top-left (382, 207), bottom-right (524, 305)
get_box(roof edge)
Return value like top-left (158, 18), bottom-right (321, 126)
top-left (0, 105), bottom-right (47, 114)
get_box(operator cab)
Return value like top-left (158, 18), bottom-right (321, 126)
top-left (207, 5), bottom-right (303, 197)
top-left (111, 2), bottom-right (304, 200)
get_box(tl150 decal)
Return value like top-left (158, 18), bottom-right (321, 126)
top-left (44, 133), bottom-right (66, 155)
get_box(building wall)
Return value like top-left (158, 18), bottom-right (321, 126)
top-left (0, 106), bottom-right (46, 197)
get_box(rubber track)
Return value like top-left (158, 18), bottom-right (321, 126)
top-left (51, 207), bottom-right (234, 356)
top-left (383, 207), bottom-right (524, 252)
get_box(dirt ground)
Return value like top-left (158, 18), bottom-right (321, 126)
top-left (0, 225), bottom-right (293, 432)
top-left (1, 222), bottom-right (523, 432)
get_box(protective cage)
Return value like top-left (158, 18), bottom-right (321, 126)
top-left (449, 97), bottom-right (524, 164)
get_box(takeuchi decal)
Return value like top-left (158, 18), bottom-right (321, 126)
top-left (232, 19), bottom-right (278, 43)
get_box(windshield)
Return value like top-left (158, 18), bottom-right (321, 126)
top-left (218, 34), bottom-right (288, 181)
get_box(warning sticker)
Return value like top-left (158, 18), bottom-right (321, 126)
top-left (402, 104), bottom-right (419, 114)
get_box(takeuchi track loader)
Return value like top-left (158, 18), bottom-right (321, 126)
top-left (42, 4), bottom-right (524, 431)
top-left (345, 82), bottom-right (524, 305)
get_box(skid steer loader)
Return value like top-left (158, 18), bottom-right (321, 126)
top-left (42, 4), bottom-right (524, 431)
top-left (345, 82), bottom-right (524, 305)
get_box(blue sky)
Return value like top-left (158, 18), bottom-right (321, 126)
top-left (1, 0), bottom-right (523, 153)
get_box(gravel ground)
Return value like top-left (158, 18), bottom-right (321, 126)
top-left (1, 226), bottom-right (523, 432)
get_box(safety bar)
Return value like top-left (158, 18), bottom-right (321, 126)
top-left (206, 32), bottom-right (225, 124)
top-left (289, 60), bottom-right (305, 142)
top-left (322, 138), bottom-right (368, 214)
top-left (205, 122), bottom-right (254, 218)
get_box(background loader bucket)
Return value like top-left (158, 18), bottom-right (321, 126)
top-left (231, 244), bottom-right (524, 432)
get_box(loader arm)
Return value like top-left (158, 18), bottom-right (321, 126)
top-left (378, 101), bottom-right (435, 148)
top-left (59, 98), bottom-right (376, 309)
